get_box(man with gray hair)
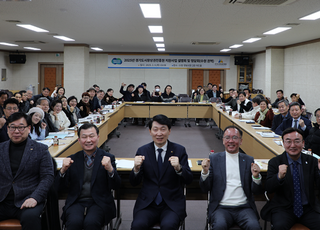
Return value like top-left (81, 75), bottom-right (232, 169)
top-left (271, 99), bottom-right (290, 132)
top-left (36, 97), bottom-right (59, 134)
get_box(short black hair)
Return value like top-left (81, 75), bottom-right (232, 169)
top-left (0, 91), bottom-right (8, 97)
top-left (197, 85), bottom-right (202, 88)
top-left (252, 97), bottom-right (261, 105)
top-left (148, 114), bottom-right (171, 130)
top-left (107, 88), bottom-right (114, 93)
top-left (154, 85), bottom-right (160, 88)
top-left (223, 126), bottom-right (243, 138)
top-left (164, 85), bottom-right (172, 93)
top-left (13, 92), bottom-right (21, 97)
top-left (244, 88), bottom-right (250, 93)
top-left (282, 127), bottom-right (304, 140)
top-left (93, 84), bottom-right (100, 88)
top-left (19, 90), bottom-right (27, 95)
top-left (315, 108), bottom-right (320, 117)
top-left (4, 98), bottom-right (19, 109)
top-left (289, 102), bottom-right (301, 110)
top-left (260, 99), bottom-right (268, 105)
top-left (229, 88), bottom-right (235, 92)
top-left (276, 89), bottom-right (283, 94)
top-left (50, 99), bottom-right (62, 109)
top-left (238, 92), bottom-right (246, 97)
top-left (207, 83), bottom-right (212, 86)
top-left (141, 82), bottom-right (147, 87)
top-left (56, 87), bottom-right (65, 95)
top-left (212, 84), bottom-right (217, 87)
top-left (7, 112), bottom-right (31, 126)
top-left (290, 93), bottom-right (298, 98)
top-left (42, 87), bottom-right (50, 91)
top-left (78, 123), bottom-right (99, 136)
top-left (127, 84), bottom-right (135, 88)
top-left (97, 90), bottom-right (105, 94)
top-left (67, 96), bottom-right (78, 104)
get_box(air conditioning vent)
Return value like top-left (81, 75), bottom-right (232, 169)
top-left (15, 40), bottom-right (46, 44)
top-left (224, 0), bottom-right (297, 6)
top-left (191, 42), bottom-right (220, 45)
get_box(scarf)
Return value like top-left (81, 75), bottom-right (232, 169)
top-left (257, 108), bottom-right (269, 124)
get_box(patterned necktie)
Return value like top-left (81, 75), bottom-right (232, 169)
top-left (85, 155), bottom-right (94, 169)
top-left (294, 120), bottom-right (298, 129)
top-left (155, 148), bottom-right (163, 205)
top-left (293, 161), bottom-right (303, 218)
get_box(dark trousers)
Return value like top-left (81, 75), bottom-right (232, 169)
top-left (0, 200), bottom-right (44, 230)
top-left (271, 204), bottom-right (320, 230)
top-left (64, 199), bottom-right (105, 230)
top-left (131, 201), bottom-right (180, 230)
top-left (210, 205), bottom-right (261, 230)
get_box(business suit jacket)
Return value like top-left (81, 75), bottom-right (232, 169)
top-left (199, 152), bottom-right (262, 220)
top-left (271, 113), bottom-right (291, 132)
top-left (0, 138), bottom-right (54, 207)
top-left (275, 116), bottom-right (312, 138)
top-left (260, 152), bottom-right (320, 220)
top-left (130, 141), bottom-right (193, 221)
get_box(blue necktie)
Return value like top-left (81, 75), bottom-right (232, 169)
top-left (293, 161), bottom-right (303, 218)
top-left (155, 148), bottom-right (163, 205)
top-left (294, 120), bottom-right (298, 129)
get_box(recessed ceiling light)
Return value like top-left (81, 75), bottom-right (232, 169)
top-left (153, 37), bottom-right (164, 42)
top-left (299, 10), bottom-right (320, 20)
top-left (0, 42), bottom-right (18, 47)
top-left (140, 4), bottom-right (161, 18)
top-left (243, 38), bottom-right (261, 43)
top-left (263, 27), bottom-right (291, 35)
top-left (24, 47), bottom-right (41, 50)
top-left (148, 26), bottom-right (163, 33)
top-left (53, 36), bottom-right (75, 41)
top-left (220, 49), bottom-right (231, 52)
top-left (156, 43), bottom-right (165, 47)
top-left (158, 48), bottom-right (165, 51)
top-left (91, 47), bottom-right (103, 51)
top-left (229, 44), bottom-right (243, 48)
top-left (16, 24), bottom-right (48, 32)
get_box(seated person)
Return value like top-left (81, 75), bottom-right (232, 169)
top-left (0, 91), bottom-right (8, 117)
top-left (244, 88), bottom-right (252, 101)
top-left (261, 128), bottom-right (320, 230)
top-left (162, 85), bottom-right (178, 103)
top-left (31, 87), bottom-right (53, 107)
top-left (0, 112), bottom-right (54, 230)
top-left (67, 96), bottom-right (81, 121)
top-left (225, 90), bottom-right (238, 111)
top-left (87, 87), bottom-right (101, 112)
top-left (61, 96), bottom-right (76, 127)
top-left (193, 88), bottom-right (209, 102)
top-left (275, 102), bottom-right (312, 138)
top-left (0, 98), bottom-right (19, 143)
top-left (51, 86), bottom-right (65, 100)
top-left (13, 92), bottom-right (24, 111)
top-left (96, 90), bottom-right (108, 107)
top-left (150, 85), bottom-right (163, 102)
top-left (272, 89), bottom-right (287, 108)
top-left (130, 115), bottom-right (193, 230)
top-left (37, 97), bottom-right (59, 135)
top-left (200, 126), bottom-right (262, 229)
top-left (141, 82), bottom-right (151, 98)
top-left (220, 88), bottom-right (234, 103)
top-left (120, 82), bottom-right (135, 102)
top-left (236, 92), bottom-right (252, 113)
top-left (210, 84), bottom-right (220, 99)
top-left (305, 108), bottom-right (320, 155)
top-left (234, 96), bottom-right (261, 120)
top-left (254, 99), bottom-right (274, 128)
top-left (206, 83), bottom-right (213, 98)
top-left (271, 99), bottom-right (290, 132)
top-left (18, 90), bottom-right (30, 113)
top-left (192, 85), bottom-right (202, 100)
top-left (27, 107), bottom-right (47, 140)
top-left (49, 99), bottom-right (70, 131)
top-left (131, 85), bottom-right (151, 102)
top-left (77, 92), bottom-right (91, 118)
top-left (290, 93), bottom-right (305, 106)
top-left (93, 84), bottom-right (100, 93)
top-left (57, 123), bottom-right (121, 230)
top-left (103, 88), bottom-right (118, 105)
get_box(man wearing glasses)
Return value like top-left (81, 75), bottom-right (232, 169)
top-left (261, 128), bottom-right (320, 229)
top-left (0, 98), bottom-right (19, 143)
top-left (200, 126), bottom-right (262, 229)
top-left (0, 112), bottom-right (54, 230)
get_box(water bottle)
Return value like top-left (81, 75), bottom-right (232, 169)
top-left (210, 150), bottom-right (214, 155)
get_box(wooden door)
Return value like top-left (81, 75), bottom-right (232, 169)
top-left (40, 64), bottom-right (64, 93)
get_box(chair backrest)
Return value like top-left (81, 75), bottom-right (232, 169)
top-left (177, 94), bottom-right (189, 98)
top-left (210, 97), bottom-right (221, 103)
top-left (179, 97), bottom-right (191, 102)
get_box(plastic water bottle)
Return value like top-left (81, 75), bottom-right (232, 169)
top-left (210, 150), bottom-right (214, 155)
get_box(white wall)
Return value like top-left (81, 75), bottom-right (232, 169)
top-left (225, 55), bottom-right (238, 91)
top-left (252, 52), bottom-right (266, 93)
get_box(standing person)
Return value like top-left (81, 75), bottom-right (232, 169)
top-left (37, 97), bottom-right (59, 135)
top-left (27, 107), bottom-right (47, 140)
top-left (0, 112), bottom-right (54, 230)
top-left (130, 114), bottom-right (193, 230)
top-left (103, 88), bottom-right (118, 105)
top-left (120, 82), bottom-right (135, 102)
top-left (261, 128), bottom-right (320, 230)
top-left (200, 126), bottom-right (262, 229)
top-left (49, 100), bottom-right (70, 131)
top-left (254, 99), bottom-right (274, 128)
top-left (57, 123), bottom-right (121, 230)
top-left (77, 92), bottom-right (91, 118)
top-left (0, 98), bottom-right (19, 143)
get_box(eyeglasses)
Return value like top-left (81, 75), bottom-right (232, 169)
top-left (283, 140), bottom-right (302, 145)
top-left (8, 126), bottom-right (28, 132)
top-left (223, 136), bottom-right (240, 141)
top-left (5, 107), bottom-right (18, 111)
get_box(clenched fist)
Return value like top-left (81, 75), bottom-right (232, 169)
top-left (61, 157), bottom-right (74, 174)
top-left (134, 155), bottom-right (145, 173)
top-left (201, 158), bottom-right (210, 174)
top-left (101, 156), bottom-right (113, 173)
top-left (169, 156), bottom-right (181, 171)
top-left (278, 164), bottom-right (288, 179)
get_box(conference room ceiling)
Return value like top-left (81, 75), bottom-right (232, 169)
top-left (0, 0), bottom-right (320, 54)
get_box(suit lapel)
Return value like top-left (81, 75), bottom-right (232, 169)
top-left (239, 153), bottom-right (246, 188)
top-left (301, 154), bottom-right (311, 198)
top-left (282, 153), bottom-right (294, 197)
top-left (1, 141), bottom-right (12, 178)
top-left (14, 139), bottom-right (33, 179)
top-left (76, 151), bottom-right (85, 190)
top-left (147, 143), bottom-right (159, 178)
top-left (160, 141), bottom-right (174, 181)
top-left (91, 149), bottom-right (102, 187)
top-left (219, 152), bottom-right (226, 185)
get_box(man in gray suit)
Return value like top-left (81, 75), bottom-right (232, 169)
top-left (200, 126), bottom-right (262, 230)
top-left (0, 112), bottom-right (54, 230)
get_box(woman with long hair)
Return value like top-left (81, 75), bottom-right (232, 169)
top-left (27, 107), bottom-right (47, 140)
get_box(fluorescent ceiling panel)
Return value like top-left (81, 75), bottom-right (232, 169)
top-left (158, 48), bottom-right (165, 51)
top-left (24, 47), bottom-right (41, 50)
top-left (229, 44), bottom-right (243, 48)
top-left (263, 27), bottom-right (291, 35)
top-left (0, 42), bottom-right (18, 46)
top-left (140, 4), bottom-right (161, 18)
top-left (91, 47), bottom-right (103, 51)
top-left (148, 26), bottom-right (163, 33)
top-left (53, 36), bottom-right (75, 41)
top-left (242, 38), bottom-right (261, 43)
top-left (300, 10), bottom-right (320, 20)
top-left (16, 24), bottom-right (48, 32)
top-left (220, 49), bottom-right (231, 52)
top-left (153, 37), bottom-right (164, 42)
top-left (156, 43), bottom-right (165, 47)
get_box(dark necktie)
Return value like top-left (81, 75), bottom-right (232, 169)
top-left (85, 155), bottom-right (94, 169)
top-left (294, 120), bottom-right (298, 129)
top-left (293, 161), bottom-right (303, 218)
top-left (155, 148), bottom-right (163, 205)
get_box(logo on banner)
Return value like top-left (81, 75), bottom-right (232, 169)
top-left (215, 59), bottom-right (227, 66)
top-left (111, 58), bottom-right (122, 65)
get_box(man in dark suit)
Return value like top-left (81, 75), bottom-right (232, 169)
top-left (0, 112), bottom-right (54, 230)
top-left (271, 89), bottom-right (288, 108)
top-left (31, 87), bottom-right (53, 106)
top-left (275, 102), bottom-right (312, 138)
top-left (0, 98), bottom-right (20, 143)
top-left (271, 99), bottom-right (291, 132)
top-left (130, 114), bottom-right (193, 230)
top-left (199, 126), bottom-right (262, 229)
top-left (261, 128), bottom-right (320, 229)
top-left (57, 123), bottom-right (121, 230)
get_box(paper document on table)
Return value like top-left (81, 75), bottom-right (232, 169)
top-left (252, 127), bottom-right (271, 130)
top-left (47, 132), bottom-right (69, 139)
top-left (55, 158), bottom-right (64, 169)
top-left (37, 139), bottom-right (53, 147)
top-left (188, 160), bottom-right (192, 168)
top-left (116, 159), bottom-right (134, 168)
top-left (256, 132), bottom-right (280, 138)
top-left (273, 139), bottom-right (283, 146)
top-left (254, 159), bottom-right (269, 171)
top-left (239, 119), bottom-right (254, 122)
